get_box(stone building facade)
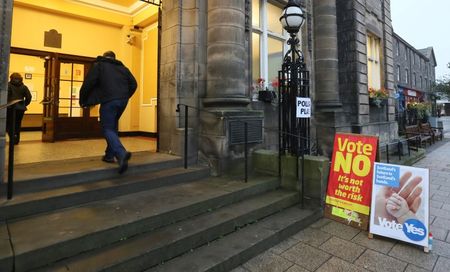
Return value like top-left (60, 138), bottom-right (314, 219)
top-left (0, 0), bottom-right (401, 176)
top-left (157, 0), bottom-right (398, 173)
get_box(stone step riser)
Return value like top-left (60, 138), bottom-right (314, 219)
top-left (0, 168), bottom-right (210, 220)
top-left (203, 210), bottom-right (321, 272)
top-left (147, 207), bottom-right (321, 272)
top-left (103, 193), bottom-right (299, 272)
top-left (14, 180), bottom-right (280, 272)
top-left (10, 159), bottom-right (183, 194)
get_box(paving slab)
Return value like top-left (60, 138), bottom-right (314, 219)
top-left (242, 251), bottom-right (293, 272)
top-left (281, 242), bottom-right (331, 271)
top-left (430, 225), bottom-right (449, 241)
top-left (290, 227), bottom-right (332, 247)
top-left (285, 265), bottom-right (310, 272)
top-left (431, 239), bottom-right (450, 258)
top-left (433, 256), bottom-right (450, 272)
top-left (320, 220), bottom-right (361, 240)
top-left (388, 243), bottom-right (438, 270)
top-left (316, 257), bottom-right (368, 272)
top-left (354, 249), bottom-right (407, 272)
top-left (351, 232), bottom-right (396, 254)
top-left (319, 236), bottom-right (365, 262)
top-left (269, 237), bottom-right (299, 255)
top-left (404, 264), bottom-right (430, 272)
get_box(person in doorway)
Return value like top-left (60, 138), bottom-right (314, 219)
top-left (80, 51), bottom-right (137, 174)
top-left (6, 72), bottom-right (32, 145)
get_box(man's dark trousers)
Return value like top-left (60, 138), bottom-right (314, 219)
top-left (100, 98), bottom-right (128, 161)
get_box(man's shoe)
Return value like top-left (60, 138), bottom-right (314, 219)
top-left (102, 156), bottom-right (115, 163)
top-left (118, 152), bottom-right (132, 174)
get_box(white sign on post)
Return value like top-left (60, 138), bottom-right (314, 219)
top-left (296, 97), bottom-right (311, 118)
top-left (369, 162), bottom-right (429, 248)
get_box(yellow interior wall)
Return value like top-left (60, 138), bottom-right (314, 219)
top-left (8, 54), bottom-right (44, 114)
top-left (10, 2), bottom-right (159, 133)
top-left (140, 24), bottom-right (158, 133)
top-left (12, 5), bottom-right (124, 57)
top-left (14, 0), bottom-right (131, 27)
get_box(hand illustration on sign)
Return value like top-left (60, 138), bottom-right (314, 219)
top-left (374, 171), bottom-right (422, 224)
top-left (386, 193), bottom-right (419, 224)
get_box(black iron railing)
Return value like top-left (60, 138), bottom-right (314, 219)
top-left (176, 103), bottom-right (316, 207)
top-left (176, 104), bottom-right (425, 207)
top-left (1, 99), bottom-right (24, 199)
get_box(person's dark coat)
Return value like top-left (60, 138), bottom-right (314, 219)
top-left (8, 73), bottom-right (32, 111)
top-left (79, 56), bottom-right (137, 107)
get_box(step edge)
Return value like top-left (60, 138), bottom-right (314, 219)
top-left (11, 179), bottom-right (280, 271)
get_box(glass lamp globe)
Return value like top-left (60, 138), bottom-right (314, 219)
top-left (279, 1), bottom-right (305, 34)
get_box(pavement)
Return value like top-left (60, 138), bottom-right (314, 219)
top-left (233, 128), bottom-right (450, 271)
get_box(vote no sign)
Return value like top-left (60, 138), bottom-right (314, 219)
top-left (296, 97), bottom-right (311, 118)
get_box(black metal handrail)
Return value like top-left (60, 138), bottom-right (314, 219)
top-left (176, 103), bottom-right (314, 207)
top-left (176, 103), bottom-right (424, 208)
top-left (1, 99), bottom-right (24, 199)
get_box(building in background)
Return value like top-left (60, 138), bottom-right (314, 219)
top-left (393, 33), bottom-right (437, 129)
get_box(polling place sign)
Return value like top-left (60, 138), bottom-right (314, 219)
top-left (369, 163), bottom-right (429, 247)
top-left (325, 133), bottom-right (378, 229)
top-left (296, 97), bottom-right (311, 118)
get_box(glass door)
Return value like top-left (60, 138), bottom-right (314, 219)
top-left (42, 54), bottom-right (102, 141)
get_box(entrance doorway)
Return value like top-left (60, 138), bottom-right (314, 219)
top-left (10, 47), bottom-right (102, 142)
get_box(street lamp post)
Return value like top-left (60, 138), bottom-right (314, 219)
top-left (278, 0), bottom-right (310, 156)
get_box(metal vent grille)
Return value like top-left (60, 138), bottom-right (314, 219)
top-left (229, 120), bottom-right (263, 145)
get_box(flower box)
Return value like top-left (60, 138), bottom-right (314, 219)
top-left (369, 97), bottom-right (387, 108)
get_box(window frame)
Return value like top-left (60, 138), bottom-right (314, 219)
top-left (251, 0), bottom-right (289, 86)
top-left (366, 33), bottom-right (382, 91)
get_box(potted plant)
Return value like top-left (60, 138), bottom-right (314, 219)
top-left (252, 77), bottom-right (277, 103)
top-left (407, 102), bottom-right (431, 123)
top-left (368, 87), bottom-right (389, 108)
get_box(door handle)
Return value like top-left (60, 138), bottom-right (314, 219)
top-left (40, 98), bottom-right (53, 105)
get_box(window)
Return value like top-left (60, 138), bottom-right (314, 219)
top-left (405, 69), bottom-right (409, 84)
top-left (367, 33), bottom-right (382, 90)
top-left (397, 65), bottom-right (401, 81)
top-left (413, 72), bottom-right (416, 86)
top-left (252, 0), bottom-right (287, 84)
top-left (405, 47), bottom-right (408, 60)
top-left (412, 53), bottom-right (415, 65)
top-left (396, 41), bottom-right (400, 56)
top-left (420, 76), bottom-right (423, 89)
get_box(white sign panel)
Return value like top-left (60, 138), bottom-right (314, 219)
top-left (369, 162), bottom-right (429, 247)
top-left (296, 97), bottom-right (311, 118)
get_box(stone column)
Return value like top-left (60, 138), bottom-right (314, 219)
top-left (313, 0), bottom-right (344, 157)
top-left (204, 0), bottom-right (249, 106)
top-left (0, 0), bottom-right (14, 182)
top-left (313, 0), bottom-right (341, 108)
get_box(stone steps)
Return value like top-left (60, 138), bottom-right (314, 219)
top-left (36, 189), bottom-right (298, 272)
top-left (6, 151), bottom-right (182, 193)
top-left (147, 205), bottom-right (320, 272)
top-left (0, 166), bottom-right (209, 220)
top-left (0, 152), bottom-right (320, 272)
top-left (4, 176), bottom-right (279, 271)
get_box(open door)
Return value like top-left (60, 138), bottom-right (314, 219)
top-left (42, 53), bottom-right (102, 142)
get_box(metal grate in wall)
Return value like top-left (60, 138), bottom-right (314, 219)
top-left (229, 119), bottom-right (263, 145)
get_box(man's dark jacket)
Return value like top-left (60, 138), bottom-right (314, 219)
top-left (79, 56), bottom-right (137, 107)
